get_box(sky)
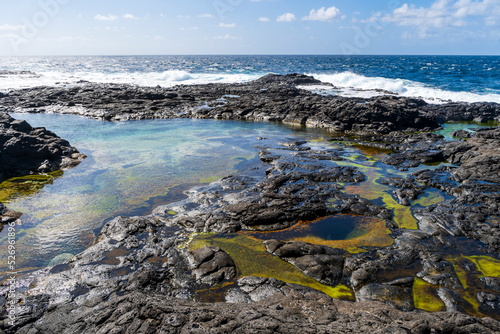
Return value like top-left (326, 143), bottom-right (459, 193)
top-left (0, 0), bottom-right (499, 56)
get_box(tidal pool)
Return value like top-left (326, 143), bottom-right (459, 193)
top-left (0, 113), bottom-right (313, 273)
top-left (437, 122), bottom-right (498, 140)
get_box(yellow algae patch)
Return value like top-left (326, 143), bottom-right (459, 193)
top-left (414, 190), bottom-right (445, 207)
top-left (413, 278), bottom-right (445, 312)
top-left (329, 284), bottom-right (355, 300)
top-left (190, 233), bottom-right (355, 301)
top-left (466, 256), bottom-right (500, 278)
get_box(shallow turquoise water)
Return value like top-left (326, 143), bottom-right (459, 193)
top-left (0, 113), bottom-right (314, 272)
top-left (437, 122), bottom-right (496, 140)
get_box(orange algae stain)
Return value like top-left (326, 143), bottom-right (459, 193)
top-left (342, 164), bottom-right (419, 230)
top-left (280, 216), bottom-right (394, 252)
top-left (337, 159), bottom-right (444, 230)
top-left (353, 144), bottom-right (394, 158)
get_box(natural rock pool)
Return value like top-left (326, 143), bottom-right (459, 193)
top-left (0, 113), bottom-right (320, 274)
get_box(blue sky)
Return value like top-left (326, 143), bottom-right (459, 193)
top-left (0, 0), bottom-right (499, 55)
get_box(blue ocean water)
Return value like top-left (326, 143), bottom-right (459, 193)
top-left (1, 55), bottom-right (499, 103)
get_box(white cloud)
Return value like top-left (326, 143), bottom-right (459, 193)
top-left (384, 0), bottom-right (500, 28)
top-left (219, 23), bottom-right (236, 28)
top-left (302, 6), bottom-right (342, 22)
top-left (198, 13), bottom-right (215, 19)
top-left (95, 14), bottom-right (118, 21)
top-left (214, 34), bottom-right (240, 39)
top-left (123, 13), bottom-right (136, 20)
top-left (179, 26), bottom-right (199, 31)
top-left (277, 13), bottom-right (296, 22)
top-left (0, 24), bottom-right (24, 31)
top-left (258, 17), bottom-right (270, 22)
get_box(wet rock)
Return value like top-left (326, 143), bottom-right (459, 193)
top-left (264, 240), bottom-right (345, 286)
top-left (357, 283), bottom-right (414, 311)
top-left (450, 129), bottom-right (472, 139)
top-left (0, 111), bottom-right (85, 182)
top-left (188, 246), bottom-right (236, 285)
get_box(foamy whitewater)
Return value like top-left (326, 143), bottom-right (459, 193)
top-left (1, 55), bottom-right (499, 104)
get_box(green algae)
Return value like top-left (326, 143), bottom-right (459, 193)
top-left (190, 233), bottom-right (355, 301)
top-left (413, 278), bottom-right (445, 312)
top-left (0, 171), bottom-right (64, 203)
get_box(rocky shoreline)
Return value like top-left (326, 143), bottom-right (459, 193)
top-left (1, 74), bottom-right (500, 333)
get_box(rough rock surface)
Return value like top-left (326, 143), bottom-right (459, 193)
top-left (0, 74), bottom-right (441, 135)
top-left (0, 111), bottom-right (85, 182)
top-left (264, 240), bottom-right (345, 287)
top-left (188, 246), bottom-right (236, 285)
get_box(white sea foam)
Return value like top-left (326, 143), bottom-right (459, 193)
top-left (309, 72), bottom-right (500, 104)
top-left (0, 70), bottom-right (260, 91)
top-left (1, 69), bottom-right (499, 104)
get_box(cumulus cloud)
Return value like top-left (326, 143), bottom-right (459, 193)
top-left (277, 13), bottom-right (296, 22)
top-left (94, 14), bottom-right (118, 21)
top-left (123, 13), bottom-right (136, 19)
top-left (381, 0), bottom-right (500, 38)
top-left (384, 0), bottom-right (500, 28)
top-left (219, 23), bottom-right (236, 28)
top-left (258, 17), bottom-right (270, 22)
top-left (302, 6), bottom-right (342, 21)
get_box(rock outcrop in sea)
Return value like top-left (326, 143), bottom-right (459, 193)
top-left (1, 74), bottom-right (500, 333)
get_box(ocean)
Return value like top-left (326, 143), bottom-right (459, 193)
top-left (1, 55), bottom-right (499, 104)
